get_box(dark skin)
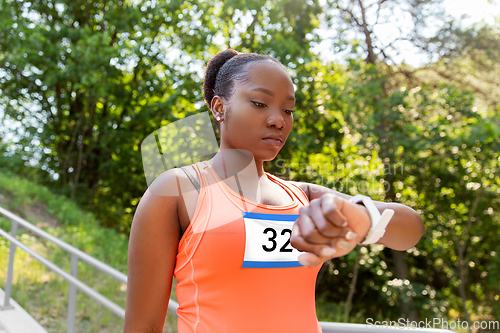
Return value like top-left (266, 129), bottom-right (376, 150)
top-left (123, 61), bottom-right (425, 332)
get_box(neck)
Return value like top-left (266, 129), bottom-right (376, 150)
top-left (209, 149), bottom-right (266, 179)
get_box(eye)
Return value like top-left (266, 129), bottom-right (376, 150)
top-left (284, 109), bottom-right (294, 115)
top-left (252, 101), bottom-right (267, 108)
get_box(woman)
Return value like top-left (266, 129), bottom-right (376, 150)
top-left (123, 49), bottom-right (425, 332)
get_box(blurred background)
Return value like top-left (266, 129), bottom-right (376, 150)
top-left (0, 0), bottom-right (499, 332)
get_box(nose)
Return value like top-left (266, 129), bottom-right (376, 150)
top-left (266, 108), bottom-right (286, 129)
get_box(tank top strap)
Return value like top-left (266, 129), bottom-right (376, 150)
top-left (175, 161), bottom-right (212, 273)
top-left (190, 161), bottom-right (208, 186)
top-left (265, 173), bottom-right (310, 206)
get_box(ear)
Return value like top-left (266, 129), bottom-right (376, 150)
top-left (210, 95), bottom-right (225, 120)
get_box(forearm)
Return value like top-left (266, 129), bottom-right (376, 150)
top-left (374, 202), bottom-right (425, 251)
top-left (293, 181), bottom-right (425, 250)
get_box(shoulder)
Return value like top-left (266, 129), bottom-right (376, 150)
top-left (136, 169), bottom-right (183, 225)
top-left (135, 167), bottom-right (199, 225)
top-left (147, 166), bottom-right (199, 198)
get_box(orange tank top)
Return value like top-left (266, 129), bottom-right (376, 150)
top-left (173, 161), bottom-right (323, 333)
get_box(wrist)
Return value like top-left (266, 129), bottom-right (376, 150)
top-left (357, 205), bottom-right (372, 244)
top-left (349, 195), bottom-right (394, 245)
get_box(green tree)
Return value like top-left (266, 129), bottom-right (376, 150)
top-left (1, 0), bottom-right (499, 325)
top-left (0, 0), bottom-right (204, 231)
top-left (313, 0), bottom-right (500, 325)
top-left (399, 84), bottom-right (500, 325)
top-left (0, 0), bottom-right (331, 232)
top-left (420, 20), bottom-right (500, 111)
top-left (318, 0), bottom-right (453, 320)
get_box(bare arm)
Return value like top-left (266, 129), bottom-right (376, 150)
top-left (291, 181), bottom-right (425, 251)
top-left (123, 170), bottom-right (181, 333)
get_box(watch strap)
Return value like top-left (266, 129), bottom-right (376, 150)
top-left (349, 195), bottom-right (394, 245)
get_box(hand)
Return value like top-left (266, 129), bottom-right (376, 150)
top-left (290, 193), bottom-right (371, 267)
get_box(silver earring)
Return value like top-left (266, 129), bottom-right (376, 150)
top-left (216, 116), bottom-right (221, 121)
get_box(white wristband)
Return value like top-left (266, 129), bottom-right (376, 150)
top-left (349, 195), bottom-right (394, 245)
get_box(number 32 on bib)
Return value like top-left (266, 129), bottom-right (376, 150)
top-left (242, 212), bottom-right (304, 268)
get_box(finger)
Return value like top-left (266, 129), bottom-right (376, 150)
top-left (295, 234), bottom-right (359, 268)
top-left (321, 194), bottom-right (348, 227)
top-left (322, 227), bottom-right (357, 243)
top-left (338, 200), bottom-right (372, 241)
top-left (343, 228), bottom-right (358, 241)
top-left (297, 246), bottom-right (340, 267)
top-left (309, 198), bottom-right (344, 238)
top-left (290, 223), bottom-right (325, 253)
top-left (296, 210), bottom-right (333, 245)
top-left (329, 236), bottom-right (357, 253)
top-left (291, 228), bottom-right (338, 259)
top-left (291, 215), bottom-right (356, 255)
top-left (298, 252), bottom-right (324, 267)
top-left (333, 238), bottom-right (355, 251)
top-left (292, 221), bottom-right (301, 238)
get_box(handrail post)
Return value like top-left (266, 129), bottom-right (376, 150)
top-left (67, 253), bottom-right (78, 333)
top-left (1, 219), bottom-right (18, 310)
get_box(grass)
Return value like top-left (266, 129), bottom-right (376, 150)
top-left (0, 169), bottom-right (178, 333)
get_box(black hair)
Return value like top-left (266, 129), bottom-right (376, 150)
top-left (203, 49), bottom-right (282, 130)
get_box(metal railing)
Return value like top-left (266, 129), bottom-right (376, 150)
top-left (0, 205), bottom-right (453, 333)
top-left (0, 205), bottom-right (178, 332)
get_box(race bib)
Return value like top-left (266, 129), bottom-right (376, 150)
top-left (242, 212), bottom-right (304, 268)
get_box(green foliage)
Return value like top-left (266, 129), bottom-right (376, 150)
top-left (0, 170), bottom-right (178, 331)
top-left (0, 168), bottom-right (128, 266)
top-left (0, 169), bottom-right (124, 331)
top-left (398, 84), bottom-right (500, 320)
top-left (425, 21), bottom-right (500, 108)
top-left (1, 0), bottom-right (499, 328)
top-left (0, 0), bottom-right (204, 233)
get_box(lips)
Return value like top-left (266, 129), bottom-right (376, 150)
top-left (262, 135), bottom-right (283, 145)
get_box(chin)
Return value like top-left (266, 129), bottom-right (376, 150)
top-left (256, 151), bottom-right (281, 162)
top-left (240, 143), bottom-right (284, 162)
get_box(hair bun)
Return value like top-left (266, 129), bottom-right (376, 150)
top-left (203, 49), bottom-right (239, 108)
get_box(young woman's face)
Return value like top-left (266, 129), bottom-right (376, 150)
top-left (217, 61), bottom-right (296, 162)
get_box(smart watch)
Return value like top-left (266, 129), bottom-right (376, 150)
top-left (349, 195), bottom-right (394, 245)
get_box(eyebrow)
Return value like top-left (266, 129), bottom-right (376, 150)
top-left (251, 87), bottom-right (296, 101)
